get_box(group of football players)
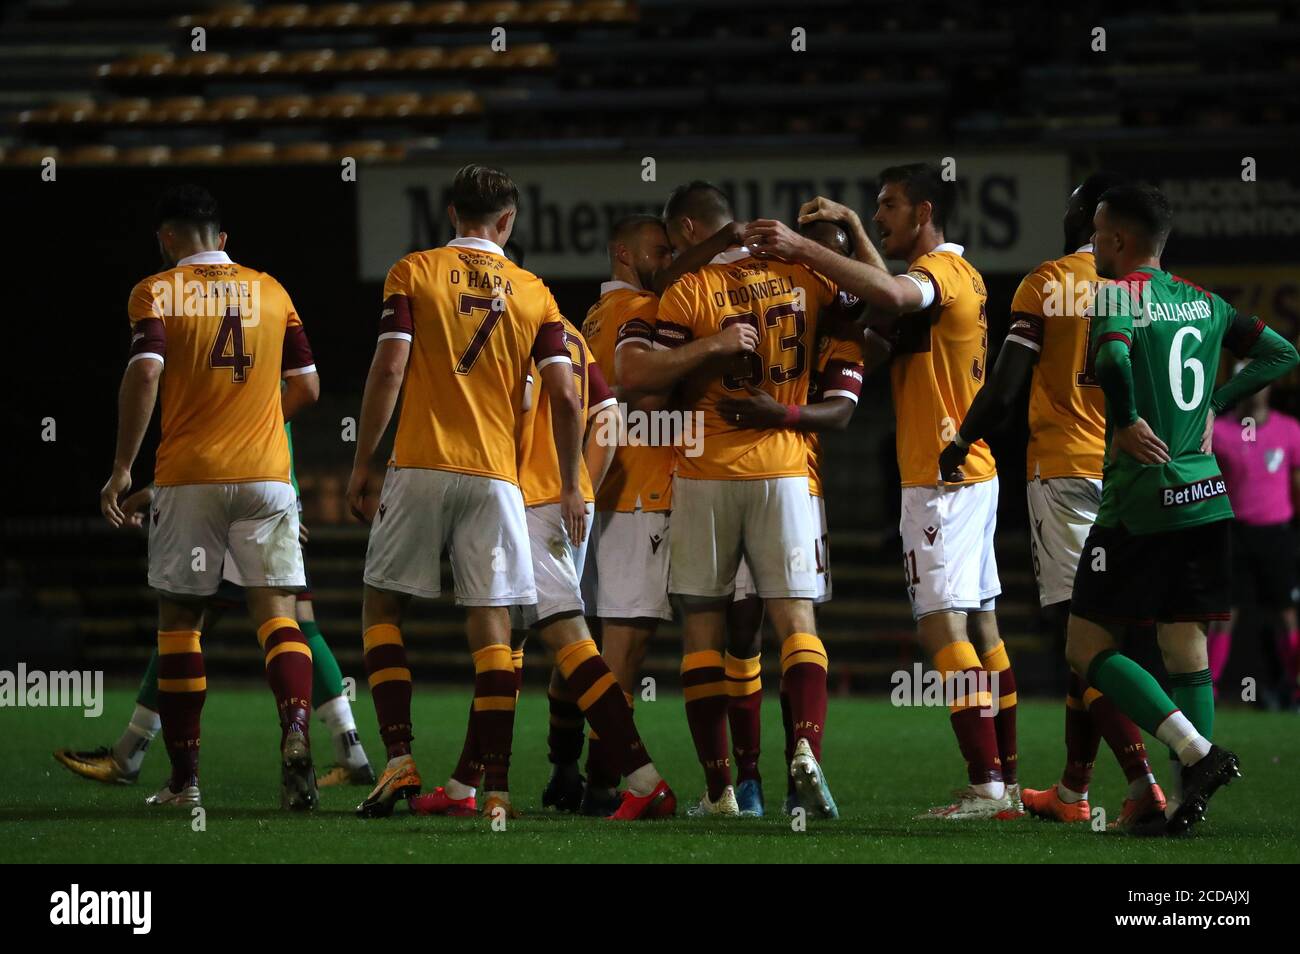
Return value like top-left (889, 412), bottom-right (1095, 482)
top-left (67, 157), bottom-right (1292, 836)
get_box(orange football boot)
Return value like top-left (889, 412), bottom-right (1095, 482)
top-left (608, 780), bottom-right (677, 820)
top-left (481, 793), bottom-right (520, 820)
top-left (409, 786), bottom-right (477, 817)
top-left (1021, 784), bottom-right (1091, 823)
top-left (355, 755), bottom-right (422, 818)
top-left (1111, 783), bottom-right (1167, 831)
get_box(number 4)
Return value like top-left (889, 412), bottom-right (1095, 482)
top-left (210, 306), bottom-right (252, 382)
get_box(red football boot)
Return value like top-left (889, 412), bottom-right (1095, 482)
top-left (409, 786), bottom-right (477, 817)
top-left (607, 780), bottom-right (676, 820)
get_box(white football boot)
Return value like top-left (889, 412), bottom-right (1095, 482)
top-left (686, 785), bottom-right (740, 817)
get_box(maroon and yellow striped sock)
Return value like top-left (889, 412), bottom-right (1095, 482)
top-left (363, 623), bottom-right (413, 759)
top-left (980, 640), bottom-right (1018, 785)
top-left (257, 616), bottom-right (313, 742)
top-left (779, 677), bottom-right (796, 799)
top-left (472, 644), bottom-right (517, 792)
top-left (681, 649), bottom-right (731, 800)
top-left (451, 696), bottom-right (482, 788)
top-left (936, 641), bottom-right (1002, 786)
top-left (1062, 673), bottom-right (1101, 793)
top-left (547, 672), bottom-right (585, 766)
top-left (780, 633), bottom-right (828, 760)
top-left (725, 652), bottom-right (763, 783)
top-left (557, 639), bottom-right (650, 779)
top-left (1085, 685), bottom-right (1153, 785)
top-left (157, 629), bottom-right (205, 788)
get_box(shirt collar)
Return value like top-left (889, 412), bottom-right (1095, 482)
top-left (1076, 244), bottom-right (1094, 254)
top-left (709, 246), bottom-right (753, 265)
top-left (447, 236), bottom-right (506, 256)
top-left (176, 250), bottom-right (232, 266)
top-left (932, 242), bottom-right (965, 256)
top-left (601, 280), bottom-right (642, 296)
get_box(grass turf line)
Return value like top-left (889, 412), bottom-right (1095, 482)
top-left (3, 687), bottom-right (1297, 863)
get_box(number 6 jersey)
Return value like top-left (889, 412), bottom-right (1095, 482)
top-left (126, 250), bottom-right (315, 486)
top-left (379, 236), bottom-right (571, 485)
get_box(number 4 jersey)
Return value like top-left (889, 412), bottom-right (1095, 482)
top-left (379, 236), bottom-right (571, 485)
top-left (127, 250), bottom-right (315, 486)
top-left (1090, 266), bottom-right (1266, 534)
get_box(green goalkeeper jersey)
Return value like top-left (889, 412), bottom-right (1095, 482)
top-left (1090, 267), bottom-right (1265, 535)
top-left (285, 422), bottom-right (299, 497)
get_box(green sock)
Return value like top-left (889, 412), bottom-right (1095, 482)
top-left (136, 649), bottom-right (160, 711)
top-left (1086, 649), bottom-right (1178, 735)
top-left (1167, 668), bottom-right (1214, 761)
top-left (303, 620), bottom-right (345, 709)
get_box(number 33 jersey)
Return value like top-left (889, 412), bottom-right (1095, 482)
top-left (126, 250), bottom-right (315, 487)
top-left (379, 236), bottom-right (571, 485)
top-left (653, 247), bottom-right (838, 481)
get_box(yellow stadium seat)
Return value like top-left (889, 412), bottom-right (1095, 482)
top-left (447, 46), bottom-right (494, 70)
top-left (120, 145), bottom-right (172, 165)
top-left (193, 4), bottom-right (256, 29)
top-left (391, 46), bottom-right (446, 70)
top-left (577, 0), bottom-right (635, 22)
top-left (465, 1), bottom-right (521, 24)
top-left (507, 44), bottom-right (556, 68)
top-left (411, 2), bottom-right (466, 25)
top-left (275, 49), bottom-right (337, 74)
top-left (224, 142), bottom-right (277, 164)
top-left (7, 145), bottom-right (59, 165)
top-left (99, 52), bottom-right (175, 79)
top-left (362, 91), bottom-right (422, 118)
top-left (362, 2), bottom-right (415, 26)
top-left (230, 51), bottom-right (282, 75)
top-left (520, 1), bottom-right (576, 24)
top-left (152, 96), bottom-right (207, 123)
top-left (277, 142), bottom-right (333, 162)
top-left (250, 4), bottom-right (310, 29)
top-left (175, 52), bottom-right (232, 77)
top-left (172, 144), bottom-right (224, 164)
top-left (206, 95), bottom-right (260, 121)
top-left (338, 48), bottom-right (391, 72)
top-left (101, 97), bottom-right (153, 123)
top-left (66, 144), bottom-right (119, 165)
top-left (306, 3), bottom-right (362, 27)
top-left (48, 98), bottom-right (98, 123)
top-left (259, 94), bottom-right (314, 120)
top-left (312, 92), bottom-right (368, 118)
top-left (335, 139), bottom-right (388, 161)
top-left (422, 91), bottom-right (480, 116)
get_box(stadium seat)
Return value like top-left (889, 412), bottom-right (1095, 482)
top-left (508, 44), bottom-right (557, 68)
top-left (275, 49), bottom-right (337, 74)
top-left (305, 3), bottom-right (363, 28)
top-left (206, 94), bottom-right (260, 121)
top-left (464, 2), bottom-right (522, 24)
top-left (576, 0), bottom-right (637, 22)
top-left (250, 4), bottom-right (311, 29)
top-left (65, 144), bottom-right (118, 164)
top-left (338, 48), bottom-right (391, 72)
top-left (361, 91), bottom-right (422, 118)
top-left (119, 144), bottom-right (172, 165)
top-left (361, 2), bottom-right (415, 26)
top-left (174, 52), bottom-right (232, 77)
top-left (171, 144), bottom-right (224, 163)
top-left (520, 1), bottom-right (578, 24)
top-left (184, 4), bottom-right (255, 29)
top-left (5, 145), bottom-right (57, 165)
top-left (312, 92), bottom-right (368, 118)
top-left (98, 52), bottom-right (174, 79)
top-left (43, 98), bottom-right (98, 124)
top-left (258, 94), bottom-right (314, 120)
top-left (447, 46), bottom-right (495, 70)
top-left (391, 46), bottom-right (447, 70)
top-left (100, 97), bottom-right (153, 123)
top-left (410, 1), bottom-right (467, 25)
top-left (229, 51), bottom-right (283, 75)
top-left (152, 95), bottom-right (207, 123)
top-left (423, 91), bottom-right (480, 116)
top-left (224, 141), bottom-right (277, 163)
top-left (276, 141), bottom-right (333, 162)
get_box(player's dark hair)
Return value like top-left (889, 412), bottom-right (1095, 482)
top-left (1098, 182), bottom-right (1173, 251)
top-left (449, 163), bottom-right (519, 224)
top-left (662, 181), bottom-right (734, 227)
top-left (799, 219), bottom-right (854, 257)
top-left (1064, 170), bottom-right (1127, 250)
top-left (877, 163), bottom-right (955, 231)
top-left (610, 213), bottom-right (665, 245)
top-left (154, 183), bottom-right (220, 235)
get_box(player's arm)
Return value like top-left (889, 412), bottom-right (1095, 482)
top-left (743, 218), bottom-right (923, 316)
top-left (582, 361), bottom-right (620, 494)
top-left (939, 340), bottom-right (1038, 482)
top-left (280, 303), bottom-right (320, 422)
top-left (348, 273), bottom-right (416, 522)
top-left (539, 357), bottom-right (586, 543)
top-left (101, 355), bottom-right (162, 527)
top-left (650, 221), bottom-right (745, 296)
top-left (718, 383), bottom-right (856, 432)
top-left (1210, 319), bottom-right (1299, 417)
top-left (796, 196), bottom-right (882, 268)
top-left (1091, 289), bottom-right (1169, 464)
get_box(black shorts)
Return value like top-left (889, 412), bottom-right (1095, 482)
top-left (1071, 519), bottom-right (1231, 626)
top-left (1230, 521), bottom-right (1298, 609)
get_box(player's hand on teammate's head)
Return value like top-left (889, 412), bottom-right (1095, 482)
top-left (718, 384), bottom-right (786, 429)
top-left (743, 219), bottom-right (806, 260)
top-left (560, 487), bottom-right (587, 544)
top-left (99, 467), bottom-right (133, 528)
top-left (346, 461), bottom-right (384, 525)
top-left (1115, 417), bottom-right (1171, 465)
top-left (716, 220), bottom-right (747, 247)
top-left (798, 196), bottom-right (859, 228)
top-left (938, 441), bottom-right (969, 483)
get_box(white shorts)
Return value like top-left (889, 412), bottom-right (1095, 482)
top-left (364, 466), bottom-right (534, 606)
top-left (589, 509), bottom-right (672, 621)
top-left (148, 481), bottom-right (304, 597)
top-left (811, 493), bottom-right (830, 604)
top-left (1026, 475), bottom-right (1102, 607)
top-left (899, 477), bottom-right (1001, 619)
top-left (671, 475), bottom-right (818, 600)
top-left (510, 501), bottom-right (595, 628)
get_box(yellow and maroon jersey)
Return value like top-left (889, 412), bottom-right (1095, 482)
top-left (654, 248), bottom-right (839, 481)
top-left (806, 315), bottom-right (866, 498)
top-left (1006, 247), bottom-right (1106, 480)
top-left (126, 250), bottom-right (315, 486)
top-left (380, 237), bottom-right (571, 485)
top-left (870, 243), bottom-right (996, 488)
top-left (582, 280), bottom-right (674, 512)
top-left (518, 322), bottom-right (616, 507)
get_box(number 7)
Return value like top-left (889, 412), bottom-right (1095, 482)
top-left (455, 292), bottom-right (505, 374)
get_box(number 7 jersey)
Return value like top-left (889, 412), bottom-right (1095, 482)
top-left (126, 250), bottom-right (315, 486)
top-left (379, 236), bottom-right (571, 485)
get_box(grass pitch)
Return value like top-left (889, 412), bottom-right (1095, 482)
top-left (4, 687), bottom-right (1297, 864)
